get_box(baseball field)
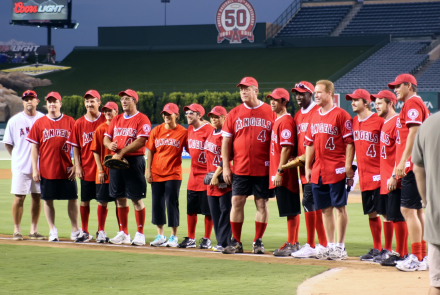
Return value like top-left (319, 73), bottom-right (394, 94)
top-left (0, 159), bottom-right (429, 294)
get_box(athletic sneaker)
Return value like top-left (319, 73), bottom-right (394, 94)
top-left (380, 252), bottom-right (405, 267)
top-left (292, 243), bottom-right (317, 258)
top-left (273, 242), bottom-right (296, 257)
top-left (178, 237), bottom-right (196, 248)
top-left (150, 235), bottom-right (167, 247)
top-left (396, 254), bottom-right (427, 272)
top-left (423, 256), bottom-right (429, 269)
top-left (75, 231), bottom-right (93, 243)
top-left (222, 237), bottom-right (243, 254)
top-left (96, 231), bottom-right (108, 243)
top-left (198, 238), bottom-right (212, 249)
top-left (396, 254), bottom-right (411, 267)
top-left (360, 248), bottom-right (381, 261)
top-left (293, 242), bottom-right (301, 252)
top-left (109, 231), bottom-right (131, 245)
top-left (316, 245), bottom-right (330, 260)
top-left (70, 228), bottom-right (82, 241)
top-left (166, 235), bottom-right (179, 247)
top-left (13, 232), bottom-right (23, 241)
top-left (372, 249), bottom-right (392, 263)
top-left (29, 232), bottom-right (45, 240)
top-left (131, 232), bottom-right (146, 246)
top-left (329, 246), bottom-right (347, 261)
top-left (49, 228), bottom-right (59, 242)
top-left (213, 245), bottom-right (224, 252)
top-left (253, 238), bottom-right (265, 254)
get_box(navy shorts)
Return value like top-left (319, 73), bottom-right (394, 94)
top-left (80, 180), bottom-right (96, 202)
top-left (387, 189), bottom-right (405, 222)
top-left (187, 190), bottom-right (211, 215)
top-left (232, 174), bottom-right (273, 199)
top-left (401, 171), bottom-right (423, 209)
top-left (274, 186), bottom-right (301, 217)
top-left (40, 176), bottom-right (78, 201)
top-left (109, 155), bottom-right (146, 200)
top-left (311, 177), bottom-right (347, 210)
top-left (96, 183), bottom-right (114, 203)
top-left (302, 183), bottom-right (315, 212)
top-left (361, 188), bottom-right (385, 215)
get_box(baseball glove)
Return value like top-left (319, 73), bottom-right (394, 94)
top-left (103, 155), bottom-right (129, 169)
top-left (281, 154), bottom-right (306, 169)
top-left (204, 171), bottom-right (225, 185)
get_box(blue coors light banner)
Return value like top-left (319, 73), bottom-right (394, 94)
top-left (12, 0), bottom-right (69, 21)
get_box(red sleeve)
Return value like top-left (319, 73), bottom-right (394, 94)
top-left (90, 125), bottom-right (102, 153)
top-left (26, 119), bottom-right (41, 144)
top-left (279, 120), bottom-right (295, 147)
top-left (404, 100), bottom-right (425, 126)
top-left (105, 118), bottom-right (116, 139)
top-left (145, 126), bottom-right (156, 152)
top-left (222, 110), bottom-right (234, 138)
top-left (66, 120), bottom-right (80, 147)
top-left (137, 115), bottom-right (151, 138)
top-left (304, 119), bottom-right (314, 146)
top-left (340, 112), bottom-right (354, 144)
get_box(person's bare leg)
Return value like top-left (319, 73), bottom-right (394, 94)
top-left (321, 206), bottom-right (335, 243)
top-left (335, 206), bottom-right (348, 244)
top-left (230, 195), bottom-right (246, 222)
top-left (44, 200), bottom-right (56, 231)
top-left (68, 199), bottom-right (79, 232)
top-left (401, 207), bottom-right (423, 244)
top-left (254, 197), bottom-right (269, 223)
top-left (12, 195), bottom-right (25, 233)
top-left (30, 193), bottom-right (41, 234)
top-left (171, 226), bottom-right (178, 236)
top-left (157, 225), bottom-right (164, 236)
top-left (429, 287), bottom-right (440, 295)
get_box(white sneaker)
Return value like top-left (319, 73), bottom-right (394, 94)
top-left (150, 235), bottom-right (167, 247)
top-left (96, 230), bottom-right (108, 243)
top-left (49, 228), bottom-right (59, 242)
top-left (109, 231), bottom-right (131, 245)
top-left (70, 228), bottom-right (82, 240)
top-left (132, 232), bottom-right (146, 246)
top-left (396, 255), bottom-right (411, 266)
top-left (329, 246), bottom-right (347, 261)
top-left (292, 243), bottom-right (317, 258)
top-left (166, 235), bottom-right (179, 247)
top-left (316, 245), bottom-right (330, 260)
top-left (423, 256), bottom-right (429, 269)
top-left (396, 254), bottom-right (427, 272)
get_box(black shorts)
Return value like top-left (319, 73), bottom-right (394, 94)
top-left (109, 155), bottom-right (146, 200)
top-left (151, 180), bottom-right (181, 227)
top-left (401, 171), bottom-right (423, 209)
top-left (232, 174), bottom-right (273, 199)
top-left (80, 180), bottom-right (96, 202)
top-left (387, 189), bottom-right (405, 222)
top-left (379, 194), bottom-right (389, 216)
top-left (187, 190), bottom-right (211, 215)
top-left (361, 188), bottom-right (384, 215)
top-left (302, 183), bottom-right (315, 212)
top-left (311, 177), bottom-right (347, 210)
top-left (274, 186), bottom-right (301, 217)
top-left (40, 176), bottom-right (78, 201)
top-left (96, 183), bottom-right (114, 203)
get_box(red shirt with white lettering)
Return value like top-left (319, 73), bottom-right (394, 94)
top-left (304, 106), bottom-right (353, 184)
top-left (222, 101), bottom-right (276, 176)
top-left (352, 113), bottom-right (383, 191)
top-left (105, 112), bottom-right (151, 156)
top-left (294, 102), bottom-right (320, 184)
top-left (90, 122), bottom-right (112, 184)
top-left (26, 114), bottom-right (75, 180)
top-left (269, 113), bottom-right (299, 193)
top-left (396, 95), bottom-right (430, 174)
top-left (205, 129), bottom-right (232, 197)
top-left (67, 113), bottom-right (106, 182)
top-left (187, 123), bottom-right (214, 191)
top-left (380, 115), bottom-right (400, 194)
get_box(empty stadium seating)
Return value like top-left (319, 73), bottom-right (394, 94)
top-left (417, 59), bottom-right (440, 91)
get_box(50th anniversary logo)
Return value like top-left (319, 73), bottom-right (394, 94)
top-left (216, 0), bottom-right (256, 44)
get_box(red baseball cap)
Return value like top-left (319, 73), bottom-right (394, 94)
top-left (266, 88), bottom-right (290, 101)
top-left (161, 103), bottom-right (179, 115)
top-left (291, 81), bottom-right (315, 94)
top-left (101, 101), bottom-right (119, 112)
top-left (345, 89), bottom-right (371, 103)
top-left (22, 90), bottom-right (37, 99)
top-left (371, 90), bottom-right (397, 105)
top-left (45, 92), bottom-right (62, 101)
top-left (208, 106), bottom-right (227, 117)
top-left (118, 89), bottom-right (139, 102)
top-left (84, 90), bottom-right (101, 100)
top-left (184, 103), bottom-right (205, 116)
top-left (236, 77), bottom-right (258, 89)
top-left (388, 74), bottom-right (417, 89)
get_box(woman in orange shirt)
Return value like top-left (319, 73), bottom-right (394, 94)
top-left (146, 103), bottom-right (188, 247)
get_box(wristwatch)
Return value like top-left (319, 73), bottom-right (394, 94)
top-left (277, 169), bottom-right (284, 174)
top-left (392, 174), bottom-right (396, 179)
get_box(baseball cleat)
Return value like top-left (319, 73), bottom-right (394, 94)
top-left (166, 235), bottom-right (179, 247)
top-left (75, 231), bottom-right (93, 243)
top-left (380, 252), bottom-right (404, 267)
top-left (49, 228), bottom-right (59, 242)
top-left (316, 245), bottom-right (330, 260)
top-left (198, 238), bottom-right (212, 249)
top-left (109, 231), bottom-right (131, 245)
top-left (293, 242), bottom-right (301, 252)
top-left (292, 243), bottom-right (317, 258)
top-left (360, 248), bottom-right (381, 261)
top-left (131, 232), bottom-right (146, 246)
top-left (150, 235), bottom-right (167, 247)
top-left (70, 228), bottom-right (82, 241)
top-left (29, 232), bottom-right (45, 240)
top-left (273, 242), bottom-right (296, 257)
top-left (372, 249), bottom-right (392, 263)
top-left (222, 237), bottom-right (243, 254)
top-left (96, 230), bottom-right (109, 243)
top-left (396, 254), bottom-right (427, 272)
top-left (13, 232), bottom-right (23, 241)
top-left (252, 239), bottom-right (265, 254)
top-left (329, 246), bottom-right (347, 261)
top-left (178, 237), bottom-right (196, 248)
top-left (213, 245), bottom-right (224, 252)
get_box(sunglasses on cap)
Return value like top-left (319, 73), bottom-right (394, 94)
top-left (295, 83), bottom-right (313, 93)
top-left (185, 111), bottom-right (199, 116)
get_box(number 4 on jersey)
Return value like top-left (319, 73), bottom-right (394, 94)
top-left (257, 130), bottom-right (267, 142)
top-left (366, 144), bottom-right (376, 158)
top-left (381, 145), bottom-right (387, 159)
top-left (325, 137), bottom-right (335, 150)
top-left (198, 152), bottom-right (207, 164)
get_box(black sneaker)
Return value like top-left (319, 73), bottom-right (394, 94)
top-left (360, 248), bottom-right (380, 261)
top-left (74, 231), bottom-right (93, 243)
top-left (177, 237), bottom-right (196, 248)
top-left (252, 238), bottom-right (265, 254)
top-left (222, 237), bottom-right (243, 254)
top-left (198, 238), bottom-right (212, 249)
top-left (273, 242), bottom-right (295, 257)
top-left (380, 253), bottom-right (405, 267)
top-left (373, 249), bottom-right (391, 263)
top-left (293, 242), bottom-right (301, 252)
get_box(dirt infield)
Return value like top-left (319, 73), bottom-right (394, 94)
top-left (0, 235), bottom-right (429, 294)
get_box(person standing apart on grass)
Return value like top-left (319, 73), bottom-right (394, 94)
top-left (221, 77), bottom-right (276, 255)
top-left (388, 74), bottom-right (429, 272)
top-left (90, 101), bottom-right (120, 243)
top-left (205, 106), bottom-right (232, 252)
top-left (267, 88), bottom-right (301, 257)
top-left (104, 89), bottom-right (151, 246)
top-left (178, 104), bottom-right (214, 249)
top-left (146, 103), bottom-right (188, 247)
top-left (67, 90), bottom-right (106, 243)
top-left (27, 92), bottom-right (80, 242)
top-left (4, 90), bottom-right (45, 241)
top-left (304, 80), bottom-right (354, 261)
top-left (291, 81), bottom-right (328, 259)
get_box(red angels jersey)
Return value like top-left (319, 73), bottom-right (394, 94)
top-left (187, 122), bottom-right (214, 191)
top-left (67, 113), bottom-right (106, 182)
top-left (304, 106), bottom-right (354, 185)
top-left (352, 113), bottom-right (383, 191)
top-left (205, 129), bottom-right (232, 197)
top-left (269, 113), bottom-right (299, 193)
top-left (294, 102), bottom-right (320, 184)
top-left (105, 112), bottom-right (151, 156)
top-left (380, 114), bottom-right (400, 194)
top-left (26, 114), bottom-right (75, 180)
top-left (222, 101), bottom-right (276, 176)
top-left (396, 95), bottom-right (430, 174)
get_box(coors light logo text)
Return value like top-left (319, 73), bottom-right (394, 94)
top-left (14, 2), bottom-right (65, 14)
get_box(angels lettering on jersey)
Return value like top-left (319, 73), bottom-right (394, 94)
top-left (235, 117), bottom-right (272, 133)
top-left (204, 139), bottom-right (222, 167)
top-left (42, 128), bottom-right (71, 142)
top-left (155, 137), bottom-right (181, 148)
top-left (82, 131), bottom-right (95, 147)
top-left (19, 127), bottom-right (31, 137)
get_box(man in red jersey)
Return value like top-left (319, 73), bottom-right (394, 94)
top-left (346, 89), bottom-right (388, 261)
top-left (388, 74), bottom-right (430, 271)
top-left (304, 80), bottom-right (354, 261)
top-left (266, 88), bottom-right (300, 257)
top-left (67, 90), bottom-right (106, 242)
top-left (178, 103), bottom-right (214, 249)
top-left (372, 90), bottom-right (408, 266)
top-left (222, 77), bottom-right (276, 255)
top-left (291, 81), bottom-right (328, 259)
top-left (104, 89), bottom-right (151, 246)
top-left (27, 92), bottom-right (80, 242)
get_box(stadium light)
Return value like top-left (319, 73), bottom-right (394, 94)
top-left (161, 0), bottom-right (170, 26)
